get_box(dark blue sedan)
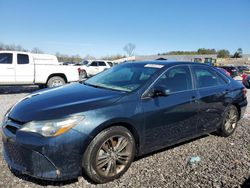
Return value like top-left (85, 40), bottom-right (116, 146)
top-left (1, 61), bottom-right (247, 183)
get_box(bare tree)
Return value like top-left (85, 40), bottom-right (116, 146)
top-left (123, 43), bottom-right (136, 56)
top-left (31, 47), bottom-right (43, 54)
top-left (84, 54), bottom-right (95, 60)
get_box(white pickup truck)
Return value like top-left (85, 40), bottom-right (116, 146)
top-left (0, 51), bottom-right (80, 88)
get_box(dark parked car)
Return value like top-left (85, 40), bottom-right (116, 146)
top-left (237, 65), bottom-right (249, 74)
top-left (1, 61), bottom-right (247, 183)
top-left (218, 66), bottom-right (239, 77)
top-left (242, 74), bottom-right (250, 88)
top-left (216, 67), bottom-right (231, 76)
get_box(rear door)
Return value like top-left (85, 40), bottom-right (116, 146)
top-left (191, 65), bottom-right (231, 133)
top-left (15, 53), bottom-right (34, 84)
top-left (0, 52), bottom-right (15, 83)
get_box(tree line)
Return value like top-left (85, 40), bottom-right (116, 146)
top-left (0, 42), bottom-right (243, 62)
top-left (158, 48), bottom-right (243, 58)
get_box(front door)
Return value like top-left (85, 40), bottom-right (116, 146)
top-left (0, 53), bottom-right (15, 84)
top-left (141, 65), bottom-right (199, 152)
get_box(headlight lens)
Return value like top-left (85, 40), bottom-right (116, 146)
top-left (20, 115), bottom-right (84, 137)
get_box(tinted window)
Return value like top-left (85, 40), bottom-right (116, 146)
top-left (193, 66), bottom-right (222, 88)
top-left (98, 61), bottom-right (106, 66)
top-left (17, 54), bottom-right (29, 64)
top-left (215, 70), bottom-right (229, 85)
top-left (107, 62), bottom-right (113, 67)
top-left (90, 62), bottom-right (98, 66)
top-left (155, 66), bottom-right (192, 93)
top-left (0, 53), bottom-right (12, 64)
top-left (76, 60), bottom-right (88, 66)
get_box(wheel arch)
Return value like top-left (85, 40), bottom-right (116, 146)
top-left (88, 120), bottom-right (141, 156)
top-left (46, 73), bottom-right (68, 84)
top-left (232, 103), bottom-right (241, 120)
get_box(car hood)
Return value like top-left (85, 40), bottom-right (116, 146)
top-left (8, 83), bottom-right (124, 123)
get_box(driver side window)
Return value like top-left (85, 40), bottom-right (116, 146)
top-left (155, 66), bottom-right (192, 93)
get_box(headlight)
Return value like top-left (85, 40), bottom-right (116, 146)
top-left (19, 115), bottom-right (85, 137)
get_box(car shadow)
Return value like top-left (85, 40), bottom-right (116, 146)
top-left (0, 86), bottom-right (39, 94)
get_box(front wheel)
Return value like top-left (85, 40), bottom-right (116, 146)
top-left (218, 105), bottom-right (239, 137)
top-left (82, 126), bottom-right (136, 183)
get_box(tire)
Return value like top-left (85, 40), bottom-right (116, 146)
top-left (82, 126), bottom-right (136, 183)
top-left (217, 105), bottom-right (239, 137)
top-left (80, 70), bottom-right (87, 79)
top-left (47, 76), bottom-right (66, 88)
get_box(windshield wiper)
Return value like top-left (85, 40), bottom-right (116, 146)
top-left (83, 82), bottom-right (102, 88)
top-left (84, 82), bottom-right (129, 92)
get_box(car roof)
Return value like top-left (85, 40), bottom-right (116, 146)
top-left (127, 61), bottom-right (212, 67)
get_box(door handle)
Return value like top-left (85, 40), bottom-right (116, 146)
top-left (7, 67), bottom-right (14, 69)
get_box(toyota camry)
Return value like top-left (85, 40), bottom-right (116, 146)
top-left (1, 61), bottom-right (247, 183)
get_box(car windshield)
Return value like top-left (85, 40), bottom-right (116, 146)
top-left (78, 60), bottom-right (89, 65)
top-left (84, 63), bottom-right (163, 92)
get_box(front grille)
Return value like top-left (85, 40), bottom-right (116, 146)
top-left (4, 141), bottom-right (31, 170)
top-left (3, 141), bottom-right (58, 178)
top-left (4, 117), bottom-right (24, 135)
top-left (5, 125), bottom-right (18, 134)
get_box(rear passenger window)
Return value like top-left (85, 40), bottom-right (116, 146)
top-left (216, 72), bottom-right (229, 85)
top-left (17, 54), bottom-right (29, 64)
top-left (193, 66), bottom-right (222, 88)
top-left (0, 53), bottom-right (12, 64)
top-left (155, 66), bottom-right (192, 93)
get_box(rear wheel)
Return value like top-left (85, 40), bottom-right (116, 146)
top-left (218, 105), bottom-right (239, 137)
top-left (82, 126), bottom-right (135, 183)
top-left (47, 76), bottom-right (66, 88)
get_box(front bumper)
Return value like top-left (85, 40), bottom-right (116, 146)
top-left (1, 119), bottom-right (90, 181)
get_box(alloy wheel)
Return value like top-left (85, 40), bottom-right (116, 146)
top-left (224, 108), bottom-right (237, 132)
top-left (51, 80), bottom-right (64, 87)
top-left (95, 136), bottom-right (132, 177)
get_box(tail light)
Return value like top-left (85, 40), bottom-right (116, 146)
top-left (242, 74), bottom-right (247, 82)
top-left (77, 68), bottom-right (81, 75)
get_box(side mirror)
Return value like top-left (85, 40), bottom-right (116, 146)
top-left (154, 86), bottom-right (170, 97)
top-left (142, 85), bottom-right (170, 99)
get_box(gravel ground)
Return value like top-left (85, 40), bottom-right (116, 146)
top-left (0, 85), bottom-right (250, 188)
